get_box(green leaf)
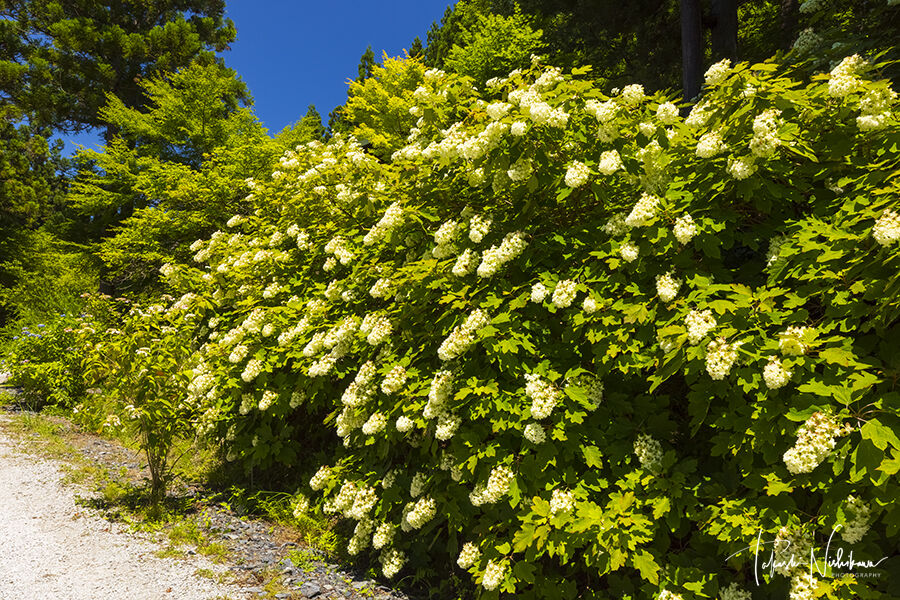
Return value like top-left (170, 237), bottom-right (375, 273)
top-left (860, 419), bottom-right (900, 451)
top-left (582, 444), bottom-right (603, 468)
top-left (632, 550), bottom-right (660, 584)
top-left (819, 347), bottom-right (856, 367)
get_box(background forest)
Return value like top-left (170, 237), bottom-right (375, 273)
top-left (1, 1), bottom-right (900, 599)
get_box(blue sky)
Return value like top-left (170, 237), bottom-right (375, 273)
top-left (59, 0), bottom-right (453, 155)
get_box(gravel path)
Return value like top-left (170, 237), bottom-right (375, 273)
top-left (0, 416), bottom-right (247, 600)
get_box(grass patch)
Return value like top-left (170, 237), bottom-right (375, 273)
top-left (154, 545), bottom-right (186, 559)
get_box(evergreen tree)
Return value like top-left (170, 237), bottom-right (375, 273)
top-left (66, 61), bottom-right (269, 292)
top-left (292, 105), bottom-right (326, 142)
top-left (0, 0), bottom-right (236, 137)
top-left (409, 36), bottom-right (424, 59)
top-left (357, 45), bottom-right (377, 82)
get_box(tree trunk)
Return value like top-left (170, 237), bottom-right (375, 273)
top-left (710, 0), bottom-right (738, 61)
top-left (780, 0), bottom-right (798, 52)
top-left (681, 0), bottom-right (703, 102)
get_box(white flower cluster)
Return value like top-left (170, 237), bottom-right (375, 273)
top-left (348, 485), bottom-right (378, 520)
top-left (696, 131), bottom-right (728, 158)
top-left (452, 249), bottom-right (479, 276)
top-left (597, 150), bottom-right (624, 175)
top-left (565, 161), bottom-right (591, 187)
top-left (634, 434), bottom-right (664, 473)
top-left (477, 232), bottom-right (527, 277)
top-left (530, 282), bottom-right (549, 303)
top-left (379, 548), bottom-right (406, 579)
top-left (773, 526), bottom-right (813, 576)
top-left (324, 236), bottom-right (354, 265)
top-left (369, 278), bottom-right (392, 298)
top-left (656, 272), bottom-right (682, 303)
top-left (763, 357), bottom-right (793, 389)
top-left (481, 466), bottom-right (514, 504)
top-left (239, 393), bottom-right (255, 415)
top-left (347, 519), bottom-right (373, 555)
top-left (259, 389), bottom-right (278, 411)
top-left (457, 542), bottom-right (481, 569)
top-left (657, 102), bottom-right (679, 124)
top-left (603, 212), bottom-right (628, 236)
top-left (552, 279), bottom-right (579, 308)
top-left (829, 55), bottom-right (865, 98)
top-left (525, 373), bottom-right (560, 419)
top-left (435, 411), bottom-right (462, 440)
top-left (381, 365), bottom-right (407, 395)
top-left (309, 465), bottom-right (330, 490)
top-left (228, 344), bottom-right (250, 364)
top-left (704, 59), bottom-right (732, 86)
top-left (241, 358), bottom-right (263, 382)
top-left (792, 28), bottom-right (821, 56)
top-left (363, 202), bottom-right (405, 246)
top-left (438, 309), bottom-right (490, 361)
top-left (405, 496), bottom-right (436, 529)
top-left (486, 101), bottom-right (511, 120)
top-left (507, 157), bottom-right (533, 182)
top-left (674, 214), bottom-right (697, 244)
top-left (372, 522), bottom-right (394, 549)
top-left (549, 488), bottom-right (575, 515)
top-left (625, 193), bottom-right (660, 227)
top-left (840, 495), bottom-right (872, 543)
top-left (226, 214), bottom-right (245, 228)
top-left (873, 209), bottom-right (900, 246)
top-left (620, 241), bottom-right (639, 262)
top-left (779, 326), bottom-right (810, 356)
top-left (523, 422), bottom-right (546, 444)
top-left (727, 155), bottom-right (757, 180)
top-left (685, 309), bottom-right (716, 344)
top-left (481, 559), bottom-right (506, 591)
top-left (857, 86), bottom-right (896, 131)
top-left (432, 219), bottom-right (460, 258)
top-left (513, 88), bottom-right (569, 127)
top-left (720, 583), bottom-right (752, 600)
top-left (468, 214), bottom-right (492, 243)
top-left (425, 370), bottom-right (454, 419)
top-left (750, 109), bottom-right (783, 158)
top-left (706, 338), bottom-right (739, 380)
top-left (362, 412), bottom-right (387, 435)
top-left (386, 410), bottom-right (410, 431)
top-left (360, 313), bottom-right (392, 346)
top-left (621, 84), bottom-right (645, 105)
top-left (789, 572), bottom-right (818, 600)
top-left (336, 407), bottom-right (365, 438)
top-left (685, 101), bottom-right (712, 128)
top-left (584, 98), bottom-right (617, 123)
top-left (410, 472), bottom-right (427, 497)
top-left (783, 412), bottom-right (850, 474)
top-left (583, 296), bottom-right (599, 314)
top-left (657, 590), bottom-right (683, 600)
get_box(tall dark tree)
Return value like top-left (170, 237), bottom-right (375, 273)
top-left (288, 105), bottom-right (326, 143)
top-left (0, 0), bottom-right (236, 137)
top-left (709, 0), bottom-right (738, 61)
top-left (357, 45), bottom-right (377, 82)
top-left (681, 0), bottom-right (703, 101)
top-left (408, 36), bottom-right (424, 59)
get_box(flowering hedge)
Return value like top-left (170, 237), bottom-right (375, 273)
top-left (89, 55), bottom-right (900, 599)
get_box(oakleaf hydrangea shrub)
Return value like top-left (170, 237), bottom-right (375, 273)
top-left (105, 57), bottom-right (900, 598)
